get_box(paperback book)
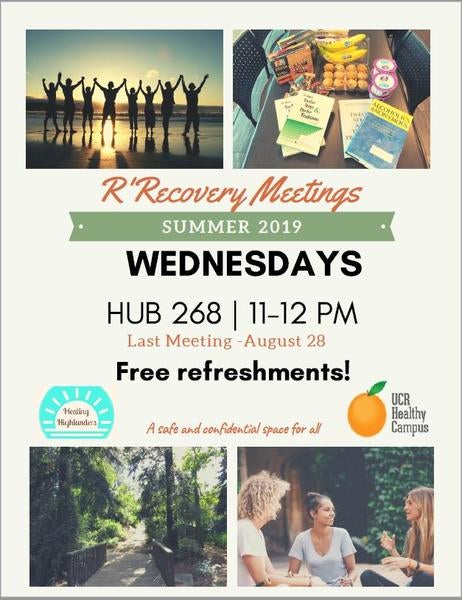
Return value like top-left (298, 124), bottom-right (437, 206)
top-left (276, 90), bottom-right (334, 156)
top-left (338, 98), bottom-right (371, 158)
top-left (274, 96), bottom-right (301, 157)
top-left (346, 99), bottom-right (413, 168)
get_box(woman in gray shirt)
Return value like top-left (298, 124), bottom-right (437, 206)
top-left (288, 492), bottom-right (357, 586)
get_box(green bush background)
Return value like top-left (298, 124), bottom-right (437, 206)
top-left (309, 447), bottom-right (433, 562)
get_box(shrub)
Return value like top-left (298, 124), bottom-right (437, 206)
top-left (207, 532), bottom-right (227, 548)
top-left (177, 537), bottom-right (202, 559)
top-left (93, 518), bottom-right (126, 545)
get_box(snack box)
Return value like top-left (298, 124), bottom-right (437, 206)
top-left (321, 62), bottom-right (369, 93)
top-left (268, 42), bottom-right (314, 85)
top-left (277, 30), bottom-right (316, 50)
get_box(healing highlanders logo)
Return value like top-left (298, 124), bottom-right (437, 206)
top-left (39, 386), bottom-right (114, 439)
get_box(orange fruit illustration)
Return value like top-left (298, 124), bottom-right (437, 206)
top-left (348, 381), bottom-right (387, 436)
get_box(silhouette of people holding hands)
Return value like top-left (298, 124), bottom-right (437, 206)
top-left (181, 74), bottom-right (209, 136)
top-left (124, 80), bottom-right (142, 132)
top-left (159, 75), bottom-right (182, 135)
top-left (42, 74), bottom-right (61, 133)
top-left (140, 81), bottom-right (160, 137)
top-left (81, 77), bottom-right (96, 133)
top-left (58, 72), bottom-right (84, 133)
top-left (94, 77), bottom-right (126, 133)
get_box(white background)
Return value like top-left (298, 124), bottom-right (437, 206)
top-left (1, 1), bottom-right (461, 597)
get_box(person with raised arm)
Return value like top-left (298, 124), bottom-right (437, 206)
top-left (159, 75), bottom-right (182, 135)
top-left (57, 72), bottom-right (84, 133)
top-left (124, 79), bottom-right (142, 132)
top-left (93, 77), bottom-right (126, 133)
top-left (140, 80), bottom-right (160, 137)
top-left (181, 74), bottom-right (209, 136)
top-left (42, 73), bottom-right (61, 133)
top-left (360, 487), bottom-right (434, 587)
top-left (81, 77), bottom-right (96, 133)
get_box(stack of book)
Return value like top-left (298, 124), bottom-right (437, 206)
top-left (275, 90), bottom-right (334, 157)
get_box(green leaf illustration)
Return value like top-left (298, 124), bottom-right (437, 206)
top-left (368, 381), bottom-right (387, 396)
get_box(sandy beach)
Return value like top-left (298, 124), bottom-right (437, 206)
top-left (26, 113), bottom-right (223, 169)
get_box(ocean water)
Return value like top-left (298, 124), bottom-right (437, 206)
top-left (26, 113), bottom-right (223, 169)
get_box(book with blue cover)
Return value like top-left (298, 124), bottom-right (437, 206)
top-left (346, 99), bottom-right (413, 169)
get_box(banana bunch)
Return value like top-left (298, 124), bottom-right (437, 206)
top-left (317, 34), bottom-right (368, 64)
top-left (316, 33), bottom-right (366, 51)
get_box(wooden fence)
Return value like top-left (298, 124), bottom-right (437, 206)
top-left (66, 542), bottom-right (107, 586)
top-left (151, 539), bottom-right (175, 586)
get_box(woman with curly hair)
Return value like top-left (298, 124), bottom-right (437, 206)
top-left (361, 487), bottom-right (434, 587)
top-left (237, 471), bottom-right (325, 587)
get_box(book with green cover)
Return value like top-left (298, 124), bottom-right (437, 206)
top-left (274, 96), bottom-right (301, 157)
top-left (276, 91), bottom-right (334, 156)
top-left (346, 99), bottom-right (413, 169)
top-left (275, 95), bottom-right (326, 158)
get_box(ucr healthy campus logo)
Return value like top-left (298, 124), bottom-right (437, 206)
top-left (39, 386), bottom-right (114, 439)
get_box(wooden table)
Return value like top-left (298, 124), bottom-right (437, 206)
top-left (243, 30), bottom-right (427, 169)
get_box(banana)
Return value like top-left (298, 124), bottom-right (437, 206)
top-left (322, 48), bottom-right (368, 64)
top-left (316, 34), bottom-right (366, 52)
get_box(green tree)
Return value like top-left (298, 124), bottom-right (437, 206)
top-left (30, 448), bottom-right (62, 585)
top-left (164, 447), bottom-right (179, 550)
top-left (181, 447), bottom-right (219, 547)
top-left (30, 447), bottom-right (138, 585)
top-left (215, 447), bottom-right (227, 534)
top-left (55, 448), bottom-right (80, 577)
top-left (128, 447), bottom-right (178, 547)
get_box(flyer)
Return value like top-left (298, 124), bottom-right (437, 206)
top-left (1, 2), bottom-right (461, 597)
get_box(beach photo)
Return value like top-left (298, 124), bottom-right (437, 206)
top-left (30, 447), bottom-right (227, 587)
top-left (237, 447), bottom-right (433, 588)
top-left (26, 30), bottom-right (223, 168)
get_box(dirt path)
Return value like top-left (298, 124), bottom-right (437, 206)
top-left (84, 522), bottom-right (163, 587)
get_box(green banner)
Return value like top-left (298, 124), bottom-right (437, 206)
top-left (69, 212), bottom-right (394, 242)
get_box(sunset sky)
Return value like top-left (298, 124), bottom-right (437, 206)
top-left (27, 30), bottom-right (223, 106)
